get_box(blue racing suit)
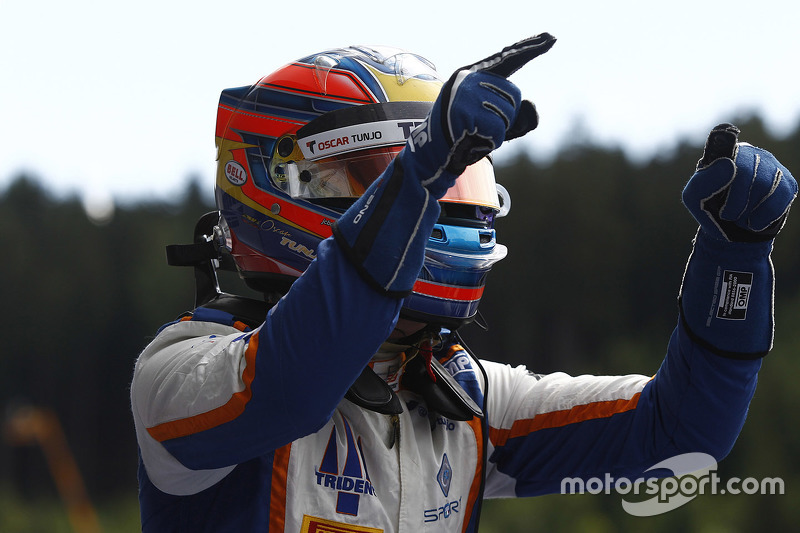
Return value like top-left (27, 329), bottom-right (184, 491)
top-left (130, 235), bottom-right (761, 532)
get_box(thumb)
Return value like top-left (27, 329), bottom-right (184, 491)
top-left (697, 123), bottom-right (739, 169)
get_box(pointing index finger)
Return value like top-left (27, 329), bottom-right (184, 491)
top-left (465, 33), bottom-right (557, 78)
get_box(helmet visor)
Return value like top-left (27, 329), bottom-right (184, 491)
top-left (282, 148), bottom-right (500, 209)
top-left (439, 157), bottom-right (499, 210)
top-left (285, 146), bottom-right (403, 199)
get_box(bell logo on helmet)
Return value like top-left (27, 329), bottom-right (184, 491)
top-left (224, 160), bottom-right (247, 186)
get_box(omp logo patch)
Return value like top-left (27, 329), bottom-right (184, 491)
top-left (717, 270), bottom-right (753, 320)
top-left (315, 417), bottom-right (376, 516)
top-left (301, 515), bottom-right (383, 533)
top-left (442, 353), bottom-right (474, 377)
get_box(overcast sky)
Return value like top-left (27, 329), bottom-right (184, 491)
top-left (2, 0), bottom-right (798, 211)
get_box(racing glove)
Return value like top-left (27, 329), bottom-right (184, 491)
top-left (679, 123), bottom-right (797, 357)
top-left (333, 33), bottom-right (557, 295)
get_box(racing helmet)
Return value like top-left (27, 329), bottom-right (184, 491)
top-left (215, 45), bottom-right (510, 328)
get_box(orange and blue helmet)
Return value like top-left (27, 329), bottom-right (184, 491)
top-left (215, 45), bottom-right (509, 328)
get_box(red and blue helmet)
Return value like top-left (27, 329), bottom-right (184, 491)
top-left (215, 45), bottom-right (509, 328)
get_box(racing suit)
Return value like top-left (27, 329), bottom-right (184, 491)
top-left (131, 235), bottom-right (760, 532)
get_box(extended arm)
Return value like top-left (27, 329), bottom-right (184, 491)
top-left (131, 36), bottom-right (557, 492)
top-left (485, 125), bottom-right (796, 497)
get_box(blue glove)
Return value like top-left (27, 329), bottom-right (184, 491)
top-left (407, 33), bottom-right (556, 198)
top-left (334, 34), bottom-right (556, 295)
top-left (679, 124), bottom-right (797, 358)
top-left (683, 123), bottom-right (796, 243)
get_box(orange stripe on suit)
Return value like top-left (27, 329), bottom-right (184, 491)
top-left (489, 393), bottom-right (642, 448)
top-left (146, 333), bottom-right (260, 442)
top-left (461, 416), bottom-right (484, 533)
top-left (270, 443), bottom-right (292, 532)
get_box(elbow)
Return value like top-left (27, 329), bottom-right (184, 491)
top-left (670, 417), bottom-right (746, 466)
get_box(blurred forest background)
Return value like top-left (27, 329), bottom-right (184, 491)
top-left (1, 114), bottom-right (799, 532)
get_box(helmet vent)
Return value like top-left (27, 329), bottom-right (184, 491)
top-left (479, 233), bottom-right (492, 244)
top-left (313, 54), bottom-right (339, 94)
top-left (431, 228), bottom-right (445, 241)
